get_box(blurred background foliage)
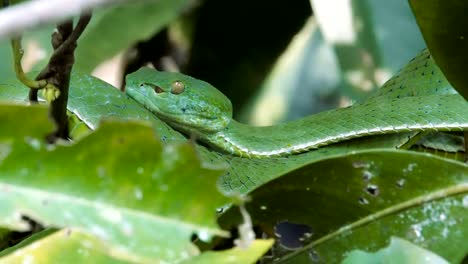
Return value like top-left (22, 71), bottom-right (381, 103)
top-left (0, 0), bottom-right (426, 124)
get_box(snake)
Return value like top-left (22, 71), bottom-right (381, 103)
top-left (125, 50), bottom-right (468, 158)
top-left (0, 50), bottom-right (466, 161)
top-left (0, 49), bottom-right (467, 192)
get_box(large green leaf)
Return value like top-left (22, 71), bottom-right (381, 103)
top-left (75, 0), bottom-right (189, 72)
top-left (0, 104), bottom-right (230, 263)
top-left (222, 150), bottom-right (468, 263)
top-left (409, 0), bottom-right (468, 99)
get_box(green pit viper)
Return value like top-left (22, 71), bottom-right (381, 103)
top-left (0, 49), bottom-right (467, 193)
top-left (125, 50), bottom-right (467, 158)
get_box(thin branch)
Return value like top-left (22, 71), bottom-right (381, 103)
top-left (0, 0), bottom-right (129, 38)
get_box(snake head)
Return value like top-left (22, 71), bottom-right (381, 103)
top-left (126, 68), bottom-right (233, 135)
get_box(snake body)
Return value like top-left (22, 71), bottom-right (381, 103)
top-left (126, 50), bottom-right (468, 158)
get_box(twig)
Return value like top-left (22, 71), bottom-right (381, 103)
top-left (0, 0), bottom-right (128, 39)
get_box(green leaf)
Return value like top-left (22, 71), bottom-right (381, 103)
top-left (75, 0), bottom-right (189, 72)
top-left (342, 237), bottom-right (449, 264)
top-left (218, 150), bottom-right (468, 263)
top-left (185, 240), bottom-right (274, 264)
top-left (0, 104), bottom-right (230, 263)
top-left (409, 0), bottom-right (468, 99)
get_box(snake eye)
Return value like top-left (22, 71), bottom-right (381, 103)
top-left (171, 81), bottom-right (185, 94)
